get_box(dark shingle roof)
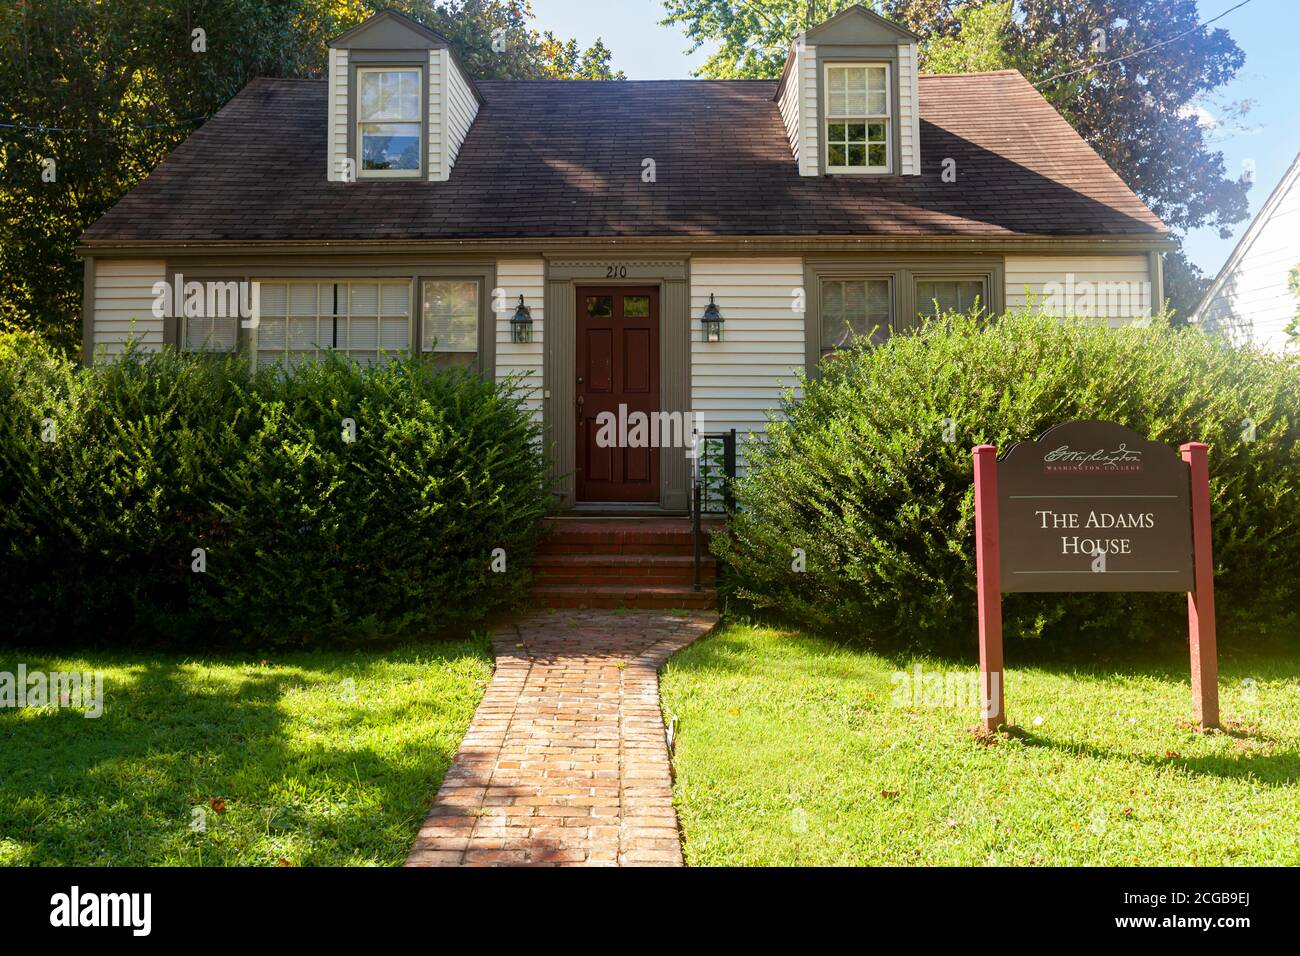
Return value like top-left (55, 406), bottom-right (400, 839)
top-left (80, 71), bottom-right (1167, 244)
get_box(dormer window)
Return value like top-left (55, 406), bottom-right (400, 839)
top-left (825, 64), bottom-right (890, 173)
top-left (327, 9), bottom-right (481, 183)
top-left (357, 68), bottom-right (422, 176)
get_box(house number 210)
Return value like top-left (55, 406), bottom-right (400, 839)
top-left (605, 265), bottom-right (628, 278)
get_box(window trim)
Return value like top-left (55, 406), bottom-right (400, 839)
top-left (823, 61), bottom-right (892, 175)
top-left (163, 272), bottom-right (244, 354)
top-left (803, 257), bottom-right (1006, 376)
top-left (350, 63), bottom-right (427, 181)
top-left (414, 265), bottom-right (497, 377)
top-left (353, 67), bottom-right (423, 180)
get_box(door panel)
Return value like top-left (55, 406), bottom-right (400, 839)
top-left (587, 328), bottom-right (613, 392)
top-left (624, 329), bottom-right (651, 393)
top-left (576, 287), bottom-right (660, 503)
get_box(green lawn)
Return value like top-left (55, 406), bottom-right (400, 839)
top-left (0, 639), bottom-right (492, 866)
top-left (660, 623), bottom-right (1300, 866)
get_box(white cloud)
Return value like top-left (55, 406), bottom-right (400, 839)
top-left (1177, 103), bottom-right (1219, 129)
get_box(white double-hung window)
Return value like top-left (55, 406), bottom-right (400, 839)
top-left (357, 68), bottom-right (421, 176)
top-left (825, 63), bottom-right (890, 173)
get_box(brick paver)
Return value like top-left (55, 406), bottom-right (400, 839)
top-left (405, 609), bottom-right (717, 867)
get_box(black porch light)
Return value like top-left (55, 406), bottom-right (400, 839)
top-left (701, 293), bottom-right (724, 343)
top-left (510, 295), bottom-right (533, 344)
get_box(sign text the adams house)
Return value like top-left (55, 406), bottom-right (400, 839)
top-left (996, 421), bottom-right (1195, 593)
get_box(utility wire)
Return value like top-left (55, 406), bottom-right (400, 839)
top-left (0, 114), bottom-right (212, 137)
top-left (1033, 0), bottom-right (1254, 88)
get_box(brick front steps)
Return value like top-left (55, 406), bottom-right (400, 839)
top-left (529, 517), bottom-right (721, 610)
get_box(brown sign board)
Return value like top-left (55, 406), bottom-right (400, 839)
top-left (997, 420), bottom-right (1195, 593)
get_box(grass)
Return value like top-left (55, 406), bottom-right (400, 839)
top-left (660, 622), bottom-right (1300, 866)
top-left (0, 638), bottom-right (492, 866)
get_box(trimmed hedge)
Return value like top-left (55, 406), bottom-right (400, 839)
top-left (715, 312), bottom-right (1300, 652)
top-left (0, 332), bottom-right (551, 647)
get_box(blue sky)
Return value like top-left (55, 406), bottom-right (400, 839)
top-left (530, 0), bottom-right (1299, 278)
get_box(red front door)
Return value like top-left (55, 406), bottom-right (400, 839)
top-left (575, 287), bottom-right (660, 503)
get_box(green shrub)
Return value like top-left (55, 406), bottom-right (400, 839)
top-left (715, 312), bottom-right (1300, 653)
top-left (0, 332), bottom-right (551, 647)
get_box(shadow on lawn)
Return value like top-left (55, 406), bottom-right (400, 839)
top-left (0, 644), bottom-right (484, 866)
top-left (1012, 729), bottom-right (1300, 787)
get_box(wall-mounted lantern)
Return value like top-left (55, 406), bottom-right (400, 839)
top-left (701, 293), bottom-right (724, 343)
top-left (510, 295), bottom-right (533, 344)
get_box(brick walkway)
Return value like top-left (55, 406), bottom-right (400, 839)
top-left (405, 609), bottom-right (717, 867)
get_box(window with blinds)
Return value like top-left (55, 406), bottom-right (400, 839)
top-left (182, 313), bottom-right (239, 352)
top-left (821, 277), bottom-right (893, 351)
top-left (422, 280), bottom-right (479, 367)
top-left (254, 281), bottom-right (411, 368)
top-left (915, 278), bottom-right (988, 320)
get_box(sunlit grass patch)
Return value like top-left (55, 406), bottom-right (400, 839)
top-left (660, 623), bottom-right (1300, 866)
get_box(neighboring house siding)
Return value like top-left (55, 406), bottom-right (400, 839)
top-left (898, 41), bottom-right (921, 176)
top-left (90, 260), bottom-right (166, 359)
top-left (691, 258), bottom-right (805, 465)
top-left (445, 52), bottom-right (478, 174)
top-left (799, 44), bottom-right (820, 177)
top-left (326, 49), bottom-right (349, 181)
top-left (1005, 255), bottom-right (1153, 325)
top-left (427, 49), bottom-right (444, 182)
top-left (1198, 162), bottom-right (1300, 351)
top-left (495, 258), bottom-right (545, 424)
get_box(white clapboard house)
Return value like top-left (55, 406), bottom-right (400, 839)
top-left (80, 5), bottom-right (1170, 516)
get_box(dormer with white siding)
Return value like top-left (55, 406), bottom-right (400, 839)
top-left (326, 8), bottom-right (481, 183)
top-left (775, 4), bottom-right (921, 177)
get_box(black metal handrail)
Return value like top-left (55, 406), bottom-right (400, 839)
top-left (691, 429), bottom-right (737, 591)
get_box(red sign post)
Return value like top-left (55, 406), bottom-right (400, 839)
top-left (972, 445), bottom-right (1005, 730)
top-left (1180, 442), bottom-right (1220, 729)
top-left (972, 423), bottom-right (1219, 732)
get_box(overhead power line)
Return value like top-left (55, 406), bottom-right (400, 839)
top-left (0, 114), bottom-right (212, 137)
top-left (1033, 0), bottom-right (1254, 88)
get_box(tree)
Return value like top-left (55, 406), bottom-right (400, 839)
top-left (661, 0), bottom-right (1252, 318)
top-left (1286, 265), bottom-right (1300, 345)
top-left (0, 0), bottom-right (622, 351)
top-left (924, 1), bottom-right (1052, 75)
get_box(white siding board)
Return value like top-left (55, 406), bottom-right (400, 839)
top-left (423, 48), bottom-right (478, 181)
top-left (92, 260), bottom-right (166, 359)
top-left (778, 43), bottom-right (803, 166)
top-left (445, 52), bottom-right (478, 173)
top-left (427, 49), bottom-right (444, 182)
top-left (691, 258), bottom-right (805, 469)
top-left (327, 49), bottom-right (349, 181)
top-left (798, 43), bottom-right (819, 177)
top-left (898, 42), bottom-right (921, 176)
top-left (1005, 255), bottom-right (1153, 325)
top-left (495, 258), bottom-right (545, 425)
